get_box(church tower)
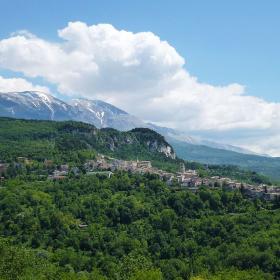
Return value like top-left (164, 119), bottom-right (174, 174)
top-left (180, 162), bottom-right (185, 173)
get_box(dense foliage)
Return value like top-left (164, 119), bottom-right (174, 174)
top-left (0, 117), bottom-right (279, 279)
top-left (0, 173), bottom-right (280, 279)
top-left (0, 118), bottom-right (181, 172)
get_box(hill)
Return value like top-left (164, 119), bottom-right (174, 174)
top-left (0, 117), bottom-right (275, 186)
top-left (0, 117), bottom-right (279, 279)
top-left (0, 117), bottom-right (179, 171)
top-left (0, 168), bottom-right (279, 279)
top-left (170, 139), bottom-right (280, 180)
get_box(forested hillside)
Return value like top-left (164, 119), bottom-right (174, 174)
top-left (0, 117), bottom-right (179, 171)
top-left (0, 117), bottom-right (273, 185)
top-left (0, 118), bottom-right (279, 279)
top-left (0, 173), bottom-right (279, 279)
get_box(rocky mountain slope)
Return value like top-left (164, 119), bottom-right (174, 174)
top-left (70, 98), bottom-right (146, 130)
top-left (0, 117), bottom-right (176, 164)
top-left (0, 91), bottom-right (75, 121)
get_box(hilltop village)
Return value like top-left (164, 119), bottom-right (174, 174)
top-left (0, 154), bottom-right (280, 201)
top-left (83, 155), bottom-right (280, 201)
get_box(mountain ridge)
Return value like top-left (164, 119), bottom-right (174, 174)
top-left (0, 90), bottom-right (260, 154)
top-left (1, 91), bottom-right (279, 179)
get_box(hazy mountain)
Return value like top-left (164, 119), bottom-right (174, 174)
top-left (70, 98), bottom-right (146, 130)
top-left (147, 123), bottom-right (266, 156)
top-left (171, 139), bottom-right (280, 180)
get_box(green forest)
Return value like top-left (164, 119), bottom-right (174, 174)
top-left (0, 118), bottom-right (279, 279)
top-left (0, 173), bottom-right (280, 279)
top-left (0, 118), bottom-right (272, 185)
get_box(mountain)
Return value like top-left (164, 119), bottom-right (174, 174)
top-left (0, 91), bottom-right (147, 130)
top-left (0, 91), bottom-right (259, 153)
top-left (70, 98), bottom-right (146, 130)
top-left (0, 91), bottom-right (279, 179)
top-left (147, 123), bottom-right (266, 156)
top-left (0, 91), bottom-right (75, 121)
top-left (0, 117), bottom-right (176, 166)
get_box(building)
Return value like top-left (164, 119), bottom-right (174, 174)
top-left (137, 161), bottom-right (152, 169)
top-left (180, 162), bottom-right (186, 173)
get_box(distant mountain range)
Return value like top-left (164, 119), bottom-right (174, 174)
top-left (0, 91), bottom-right (262, 153)
top-left (0, 91), bottom-right (145, 130)
top-left (1, 91), bottom-right (279, 180)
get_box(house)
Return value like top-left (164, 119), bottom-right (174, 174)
top-left (191, 177), bottom-right (203, 187)
top-left (181, 178), bottom-right (192, 187)
top-left (137, 161), bottom-right (152, 169)
top-left (202, 178), bottom-right (212, 187)
top-left (184, 169), bottom-right (197, 176)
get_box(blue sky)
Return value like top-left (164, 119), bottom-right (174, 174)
top-left (0, 0), bottom-right (280, 155)
top-left (1, 0), bottom-right (279, 102)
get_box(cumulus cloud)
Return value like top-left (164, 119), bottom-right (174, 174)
top-left (0, 21), bottom-right (279, 155)
top-left (0, 76), bottom-right (49, 93)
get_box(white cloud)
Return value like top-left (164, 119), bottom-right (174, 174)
top-left (0, 76), bottom-right (49, 93)
top-left (0, 21), bottom-right (279, 155)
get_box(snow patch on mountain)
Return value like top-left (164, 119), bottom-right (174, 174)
top-left (0, 91), bottom-right (265, 157)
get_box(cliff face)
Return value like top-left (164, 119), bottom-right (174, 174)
top-left (145, 139), bottom-right (175, 159)
top-left (0, 118), bottom-right (177, 163)
top-left (94, 127), bottom-right (176, 160)
top-left (158, 144), bottom-right (176, 159)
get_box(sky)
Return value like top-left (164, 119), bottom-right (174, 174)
top-left (0, 0), bottom-right (279, 156)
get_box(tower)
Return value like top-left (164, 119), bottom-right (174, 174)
top-left (180, 162), bottom-right (185, 173)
